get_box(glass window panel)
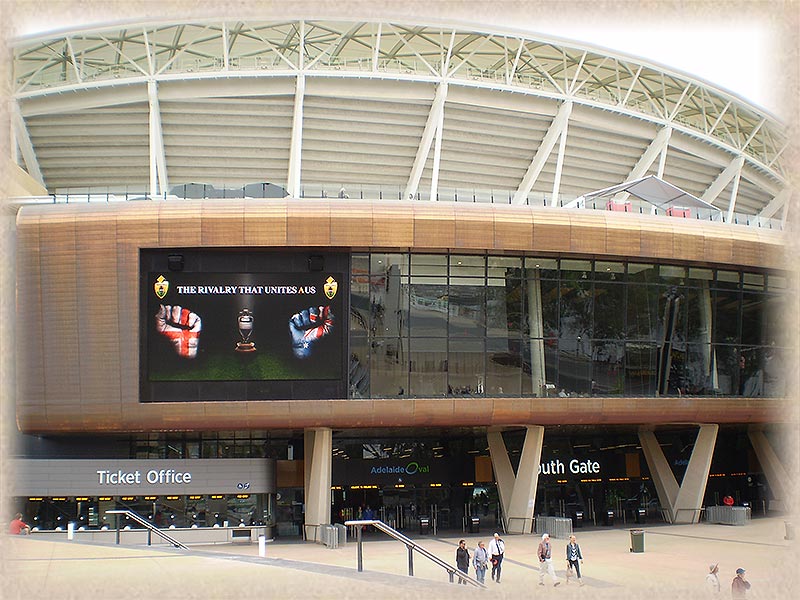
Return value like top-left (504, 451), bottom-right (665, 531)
top-left (411, 254), bottom-right (447, 277)
top-left (594, 261), bottom-right (625, 281)
top-left (559, 280), bottom-right (593, 339)
top-left (740, 292), bottom-right (765, 346)
top-left (352, 253), bottom-right (369, 275)
top-left (624, 342), bottom-right (657, 396)
top-left (487, 278), bottom-right (523, 337)
top-left (626, 284), bottom-right (662, 340)
top-left (684, 343), bottom-right (713, 395)
top-left (448, 338), bottom-right (485, 395)
top-left (742, 272), bottom-right (765, 290)
top-left (714, 270), bottom-right (740, 290)
top-left (370, 337), bottom-right (408, 397)
top-left (538, 278), bottom-right (559, 335)
top-left (350, 274), bottom-right (370, 333)
top-left (763, 294), bottom-right (791, 347)
top-left (371, 275), bottom-right (407, 337)
top-left (628, 263), bottom-right (658, 283)
top-left (409, 337), bottom-right (447, 396)
top-left (371, 253), bottom-right (408, 277)
top-left (519, 337), bottom-right (555, 396)
top-left (712, 344), bottom-right (741, 395)
top-left (762, 345), bottom-right (786, 397)
top-left (349, 332), bottom-right (370, 398)
top-left (686, 286), bottom-right (712, 345)
top-left (688, 267), bottom-right (714, 283)
top-left (524, 257), bottom-right (558, 278)
top-left (659, 265), bottom-right (687, 284)
top-left (448, 284), bottom-right (485, 337)
top-left (409, 281), bottom-right (448, 336)
top-left (488, 255), bottom-right (522, 275)
top-left (712, 289), bottom-right (740, 344)
top-left (486, 337), bottom-right (522, 396)
top-left (767, 274), bottom-right (786, 290)
top-left (450, 255), bottom-right (485, 278)
top-left (556, 336), bottom-right (592, 396)
top-left (591, 340), bottom-right (624, 395)
top-left (560, 259), bottom-right (592, 281)
top-left (593, 282), bottom-right (625, 339)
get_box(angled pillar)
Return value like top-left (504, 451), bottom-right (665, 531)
top-left (748, 426), bottom-right (792, 511)
top-left (639, 425), bottom-right (718, 524)
top-left (286, 73), bottom-right (306, 197)
top-left (638, 429), bottom-right (679, 520)
top-left (303, 427), bottom-right (332, 541)
top-left (147, 80), bottom-right (168, 196)
top-left (700, 155), bottom-right (745, 207)
top-left (404, 81), bottom-right (448, 200)
top-left (488, 426), bottom-right (545, 533)
top-left (512, 100), bottom-right (572, 205)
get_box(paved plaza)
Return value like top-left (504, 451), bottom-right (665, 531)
top-left (2, 517), bottom-right (797, 599)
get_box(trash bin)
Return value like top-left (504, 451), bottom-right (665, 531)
top-left (573, 511), bottom-right (584, 528)
top-left (636, 508), bottom-right (646, 524)
top-left (605, 510), bottom-right (615, 526)
top-left (785, 521), bottom-right (795, 541)
top-left (469, 516), bottom-right (480, 533)
top-left (419, 516), bottom-right (430, 535)
top-left (629, 529), bottom-right (645, 553)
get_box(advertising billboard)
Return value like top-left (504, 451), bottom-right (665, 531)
top-left (140, 250), bottom-right (348, 402)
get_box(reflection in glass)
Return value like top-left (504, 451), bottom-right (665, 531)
top-left (410, 337), bottom-right (446, 396)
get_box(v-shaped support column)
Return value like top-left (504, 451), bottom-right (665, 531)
top-left (303, 427), bottom-right (332, 541)
top-left (748, 426), bottom-right (793, 511)
top-left (488, 426), bottom-right (544, 534)
top-left (639, 425), bottom-right (718, 524)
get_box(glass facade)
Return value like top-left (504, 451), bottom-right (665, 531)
top-left (350, 253), bottom-right (789, 398)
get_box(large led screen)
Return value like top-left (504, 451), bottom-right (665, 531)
top-left (140, 250), bottom-right (348, 402)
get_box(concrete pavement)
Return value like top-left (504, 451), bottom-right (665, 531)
top-left (2, 517), bottom-right (797, 599)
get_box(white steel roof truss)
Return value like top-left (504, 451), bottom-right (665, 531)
top-left (404, 82), bottom-right (448, 200)
top-left (512, 99), bottom-right (572, 204)
top-left (701, 155), bottom-right (745, 207)
top-left (11, 101), bottom-right (44, 185)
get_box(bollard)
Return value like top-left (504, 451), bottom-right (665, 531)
top-left (258, 535), bottom-right (267, 557)
top-left (67, 522), bottom-right (75, 540)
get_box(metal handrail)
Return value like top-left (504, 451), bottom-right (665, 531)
top-left (344, 519), bottom-right (485, 588)
top-left (106, 509), bottom-right (188, 549)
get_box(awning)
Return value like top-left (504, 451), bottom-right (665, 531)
top-left (580, 175), bottom-right (718, 211)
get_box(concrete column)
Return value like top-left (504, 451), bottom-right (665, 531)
top-left (674, 424), bottom-right (718, 523)
top-left (526, 269), bottom-right (546, 396)
top-left (507, 426), bottom-right (544, 534)
top-left (303, 427), bottom-right (332, 541)
top-left (639, 425), bottom-right (718, 524)
top-left (638, 429), bottom-right (679, 522)
top-left (488, 426), bottom-right (544, 533)
top-left (487, 429), bottom-right (514, 522)
top-left (748, 426), bottom-right (791, 511)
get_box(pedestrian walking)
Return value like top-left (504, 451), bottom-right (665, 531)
top-left (455, 539), bottom-right (470, 584)
top-left (537, 533), bottom-right (561, 587)
top-left (705, 563), bottom-right (720, 594)
top-left (565, 534), bottom-right (584, 586)
top-left (488, 532), bottom-right (505, 583)
top-left (731, 567), bottom-right (750, 599)
top-left (473, 540), bottom-right (489, 584)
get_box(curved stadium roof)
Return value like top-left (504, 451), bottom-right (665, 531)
top-left (10, 18), bottom-right (791, 222)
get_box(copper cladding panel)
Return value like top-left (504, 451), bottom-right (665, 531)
top-left (14, 201), bottom-right (787, 433)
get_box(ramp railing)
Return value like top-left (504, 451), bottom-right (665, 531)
top-left (344, 519), bottom-right (485, 588)
top-left (106, 509), bottom-right (188, 549)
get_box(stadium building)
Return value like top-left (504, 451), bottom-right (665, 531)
top-left (4, 17), bottom-right (796, 539)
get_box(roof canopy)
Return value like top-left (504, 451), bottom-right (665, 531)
top-left (581, 175), bottom-right (719, 211)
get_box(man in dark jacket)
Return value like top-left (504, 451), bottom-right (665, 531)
top-left (731, 568), bottom-right (751, 598)
top-left (456, 539), bottom-right (470, 584)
